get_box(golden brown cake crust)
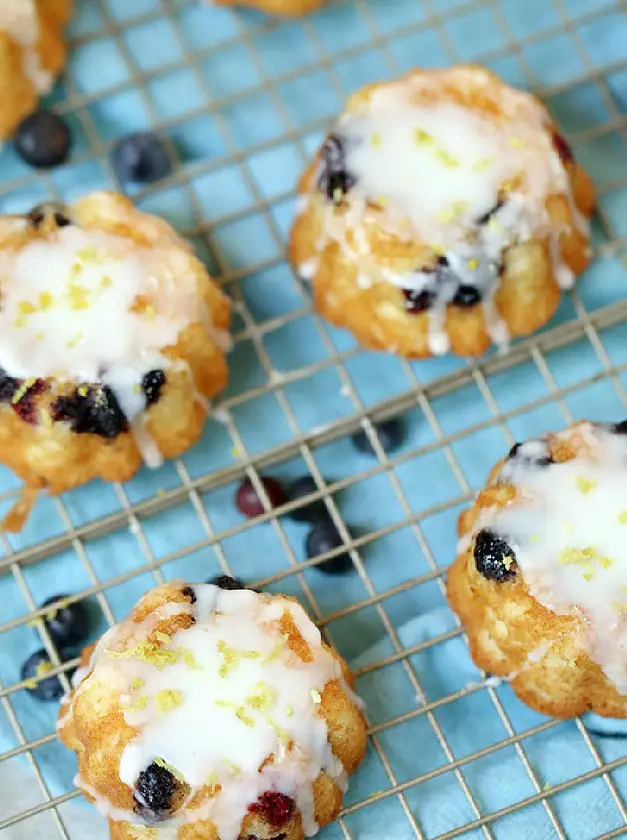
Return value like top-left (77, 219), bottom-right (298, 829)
top-left (289, 65), bottom-right (595, 359)
top-left (0, 0), bottom-right (71, 140)
top-left (447, 424), bottom-right (627, 718)
top-left (213, 0), bottom-right (326, 15)
top-left (58, 581), bottom-right (367, 840)
top-left (0, 192), bottom-right (230, 531)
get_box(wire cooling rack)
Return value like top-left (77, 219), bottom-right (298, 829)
top-left (2, 0), bottom-right (627, 838)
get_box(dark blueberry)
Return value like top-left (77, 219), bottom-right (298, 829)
top-left (134, 761), bottom-right (182, 822)
top-left (318, 134), bottom-right (355, 202)
top-left (21, 649), bottom-right (67, 702)
top-left (235, 476), bottom-right (286, 519)
top-left (552, 131), bottom-right (574, 166)
top-left (0, 369), bottom-right (20, 403)
top-left (14, 110), bottom-right (71, 169)
top-left (613, 420), bottom-right (627, 435)
top-left (29, 202), bottom-right (72, 229)
top-left (181, 585), bottom-right (197, 604)
top-left (477, 198), bottom-right (505, 226)
top-left (12, 378), bottom-right (46, 424)
top-left (142, 369), bottom-right (166, 407)
top-left (248, 793), bottom-right (295, 828)
top-left (39, 594), bottom-right (88, 647)
top-left (305, 517), bottom-right (353, 575)
top-left (208, 575), bottom-right (246, 591)
top-left (112, 132), bottom-right (172, 184)
top-left (474, 529), bottom-right (516, 582)
top-left (403, 288), bottom-right (436, 314)
top-left (351, 418), bottom-right (405, 457)
top-left (52, 385), bottom-right (128, 439)
top-left (452, 285), bottom-right (482, 308)
top-left (507, 442), bottom-right (553, 467)
top-left (286, 476), bottom-right (327, 523)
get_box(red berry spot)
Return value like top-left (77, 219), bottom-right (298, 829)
top-left (235, 477), bottom-right (286, 518)
top-left (552, 131), bottom-right (574, 165)
top-left (249, 792), bottom-right (295, 828)
top-left (12, 379), bottom-right (46, 424)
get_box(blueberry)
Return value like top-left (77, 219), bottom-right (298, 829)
top-left (452, 285), bottom-right (482, 308)
top-left (39, 594), bottom-right (88, 647)
top-left (235, 477), bottom-right (286, 519)
top-left (285, 476), bottom-right (327, 523)
top-left (21, 649), bottom-right (67, 702)
top-left (351, 418), bottom-right (405, 457)
top-left (181, 585), bottom-right (197, 604)
top-left (473, 529), bottom-right (516, 582)
top-left (305, 517), bottom-right (353, 574)
top-left (142, 369), bottom-right (166, 407)
top-left (507, 442), bottom-right (553, 467)
top-left (52, 385), bottom-right (128, 439)
top-left (403, 288), bottom-right (436, 313)
top-left (134, 761), bottom-right (182, 822)
top-left (29, 202), bottom-right (72, 229)
top-left (614, 421), bottom-right (627, 435)
top-left (248, 792), bottom-right (295, 828)
top-left (208, 575), bottom-right (247, 591)
top-left (112, 133), bottom-right (172, 185)
top-left (318, 134), bottom-right (355, 202)
top-left (11, 378), bottom-right (46, 425)
top-left (14, 110), bottom-right (71, 169)
top-left (0, 369), bottom-right (20, 403)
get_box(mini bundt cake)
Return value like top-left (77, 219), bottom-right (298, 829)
top-left (447, 420), bottom-right (627, 718)
top-left (212, 0), bottom-right (326, 16)
top-left (290, 65), bottom-right (595, 358)
top-left (0, 192), bottom-right (230, 530)
top-left (0, 0), bottom-right (71, 140)
top-left (58, 580), bottom-right (367, 840)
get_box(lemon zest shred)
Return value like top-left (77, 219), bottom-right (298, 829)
top-left (617, 511), bottom-right (627, 525)
top-left (156, 689), bottom-right (183, 714)
top-left (576, 475), bottom-right (597, 494)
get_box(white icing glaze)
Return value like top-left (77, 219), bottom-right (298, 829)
top-left (0, 0), bottom-right (52, 93)
top-left (66, 585), bottom-right (354, 840)
top-left (0, 224), bottom-right (211, 464)
top-left (472, 422), bottom-right (627, 696)
top-left (306, 69), bottom-right (586, 354)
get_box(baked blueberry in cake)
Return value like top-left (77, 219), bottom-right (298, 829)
top-left (290, 65), bottom-right (595, 358)
top-left (58, 581), bottom-right (367, 839)
top-left (448, 421), bottom-right (627, 717)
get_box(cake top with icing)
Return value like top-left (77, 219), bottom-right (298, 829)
top-left (0, 222), bottom-right (201, 391)
top-left (481, 421), bottom-right (627, 695)
top-left (318, 67), bottom-right (568, 251)
top-left (64, 584), bottom-right (352, 840)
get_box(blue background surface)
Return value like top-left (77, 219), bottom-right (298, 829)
top-left (1, 0), bottom-right (627, 838)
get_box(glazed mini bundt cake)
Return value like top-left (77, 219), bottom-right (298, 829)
top-left (0, 0), bottom-right (71, 140)
top-left (447, 420), bottom-right (627, 718)
top-left (0, 192), bottom-right (230, 530)
top-left (212, 0), bottom-right (326, 16)
top-left (290, 65), bottom-right (595, 358)
top-left (58, 580), bottom-right (367, 840)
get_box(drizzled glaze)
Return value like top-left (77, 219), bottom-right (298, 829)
top-left (0, 222), bottom-right (208, 465)
top-left (475, 422), bottom-right (627, 695)
top-left (63, 585), bottom-right (355, 840)
top-left (0, 0), bottom-right (52, 93)
top-left (302, 67), bottom-right (587, 355)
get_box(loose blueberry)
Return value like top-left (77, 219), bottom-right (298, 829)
top-left (14, 110), bottom-right (71, 169)
top-left (208, 575), bottom-right (247, 591)
top-left (112, 133), bottom-right (172, 185)
top-left (286, 476), bottom-right (327, 523)
top-left (142, 369), bottom-right (166, 407)
top-left (21, 649), bottom-right (67, 702)
top-left (452, 285), bottom-right (482, 308)
top-left (318, 134), bottom-right (355, 202)
top-left (474, 529), bottom-right (516, 582)
top-left (403, 288), bottom-right (436, 313)
top-left (39, 594), bottom-right (88, 647)
top-left (305, 517), bottom-right (353, 574)
top-left (134, 761), bottom-right (182, 822)
top-left (249, 792), bottom-right (295, 828)
top-left (552, 131), bottom-right (574, 166)
top-left (235, 477), bottom-right (286, 519)
top-left (351, 418), bottom-right (405, 457)
top-left (52, 385), bottom-right (128, 438)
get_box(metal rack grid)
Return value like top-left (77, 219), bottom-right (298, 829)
top-left (1, 0), bottom-right (627, 838)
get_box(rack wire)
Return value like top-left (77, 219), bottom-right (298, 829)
top-left (1, 0), bottom-right (627, 838)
